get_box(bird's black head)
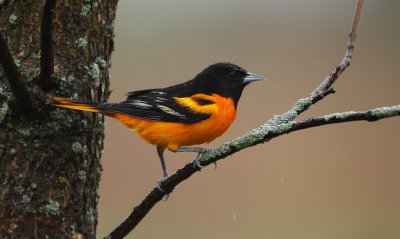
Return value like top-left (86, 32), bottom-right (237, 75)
top-left (192, 62), bottom-right (263, 106)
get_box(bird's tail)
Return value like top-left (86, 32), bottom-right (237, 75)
top-left (51, 96), bottom-right (103, 113)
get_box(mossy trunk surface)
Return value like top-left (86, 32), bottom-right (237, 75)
top-left (0, 1), bottom-right (117, 238)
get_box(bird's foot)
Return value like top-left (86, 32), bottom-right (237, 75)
top-left (191, 148), bottom-right (210, 170)
top-left (156, 176), bottom-right (167, 192)
top-left (176, 147), bottom-right (210, 170)
top-left (156, 174), bottom-right (177, 200)
top-left (156, 178), bottom-right (170, 200)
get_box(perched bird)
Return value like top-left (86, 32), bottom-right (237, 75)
top-left (52, 62), bottom-right (263, 178)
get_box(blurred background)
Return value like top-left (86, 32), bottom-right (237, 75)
top-left (97, 0), bottom-right (400, 238)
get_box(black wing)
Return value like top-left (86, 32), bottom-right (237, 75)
top-left (101, 89), bottom-right (211, 124)
top-left (126, 88), bottom-right (160, 99)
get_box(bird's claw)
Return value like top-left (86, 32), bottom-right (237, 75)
top-left (156, 176), bottom-right (176, 200)
top-left (156, 177), bottom-right (167, 192)
top-left (192, 149), bottom-right (210, 170)
top-left (192, 157), bottom-right (203, 170)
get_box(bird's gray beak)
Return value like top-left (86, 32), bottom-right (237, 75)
top-left (243, 72), bottom-right (264, 84)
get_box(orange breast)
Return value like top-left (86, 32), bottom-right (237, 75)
top-left (113, 94), bottom-right (237, 152)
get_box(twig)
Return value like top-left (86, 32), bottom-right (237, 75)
top-left (0, 32), bottom-right (36, 112)
top-left (105, 1), bottom-right (375, 238)
top-left (39, 0), bottom-right (57, 91)
top-left (311, 0), bottom-right (363, 97)
top-left (292, 105), bottom-right (400, 131)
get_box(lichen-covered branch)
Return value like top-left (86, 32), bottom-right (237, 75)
top-left (0, 32), bottom-right (36, 112)
top-left (39, 0), bottom-right (57, 91)
top-left (106, 102), bottom-right (400, 239)
top-left (292, 105), bottom-right (400, 131)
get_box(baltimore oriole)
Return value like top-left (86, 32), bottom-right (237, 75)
top-left (52, 62), bottom-right (263, 178)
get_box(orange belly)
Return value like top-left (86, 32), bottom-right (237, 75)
top-left (113, 95), bottom-right (237, 151)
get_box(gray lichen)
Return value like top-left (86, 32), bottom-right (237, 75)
top-left (80, 4), bottom-right (91, 16)
top-left (21, 194), bottom-right (31, 204)
top-left (78, 170), bottom-right (86, 181)
top-left (0, 86), bottom-right (12, 99)
top-left (76, 37), bottom-right (88, 49)
top-left (81, 119), bottom-right (88, 128)
top-left (50, 109), bottom-right (73, 128)
top-left (14, 185), bottom-right (25, 194)
top-left (96, 113), bottom-right (103, 122)
top-left (89, 62), bottom-right (100, 80)
top-left (82, 145), bottom-right (88, 154)
top-left (9, 14), bottom-right (17, 24)
top-left (14, 59), bottom-right (21, 67)
top-left (371, 105), bottom-right (400, 118)
top-left (85, 208), bottom-right (95, 224)
top-left (50, 109), bottom-right (66, 120)
top-left (32, 50), bottom-right (41, 59)
top-left (71, 142), bottom-right (83, 154)
top-left (324, 111), bottom-right (356, 121)
top-left (265, 121), bottom-right (293, 134)
top-left (0, 102), bottom-right (9, 123)
top-left (95, 56), bottom-right (107, 69)
top-left (71, 93), bottom-right (79, 100)
top-left (59, 74), bottom-right (75, 88)
top-left (18, 128), bottom-right (31, 137)
top-left (10, 148), bottom-right (16, 155)
top-left (71, 142), bottom-right (88, 155)
top-left (67, 74), bottom-right (75, 82)
top-left (324, 113), bottom-right (336, 121)
top-left (208, 143), bottom-right (231, 159)
top-left (275, 96), bottom-right (313, 123)
top-left (82, 160), bottom-right (88, 169)
top-left (39, 200), bottom-right (60, 216)
top-left (293, 97), bottom-right (313, 112)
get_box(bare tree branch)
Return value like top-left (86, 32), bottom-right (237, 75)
top-left (0, 32), bottom-right (36, 112)
top-left (39, 0), bottom-right (57, 91)
top-left (103, 1), bottom-right (399, 238)
top-left (312, 0), bottom-right (363, 97)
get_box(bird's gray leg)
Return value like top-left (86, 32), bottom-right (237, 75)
top-left (157, 146), bottom-right (169, 178)
top-left (156, 146), bottom-right (170, 195)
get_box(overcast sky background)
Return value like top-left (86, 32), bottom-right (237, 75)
top-left (97, 1), bottom-right (400, 238)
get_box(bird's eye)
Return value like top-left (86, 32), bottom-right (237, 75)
top-left (229, 71), bottom-right (236, 78)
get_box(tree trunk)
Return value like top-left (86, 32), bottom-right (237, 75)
top-left (0, 1), bottom-right (117, 238)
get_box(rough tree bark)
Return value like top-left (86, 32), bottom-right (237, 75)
top-left (0, 1), bottom-right (117, 238)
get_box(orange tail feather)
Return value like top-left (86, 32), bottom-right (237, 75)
top-left (51, 96), bottom-right (101, 113)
